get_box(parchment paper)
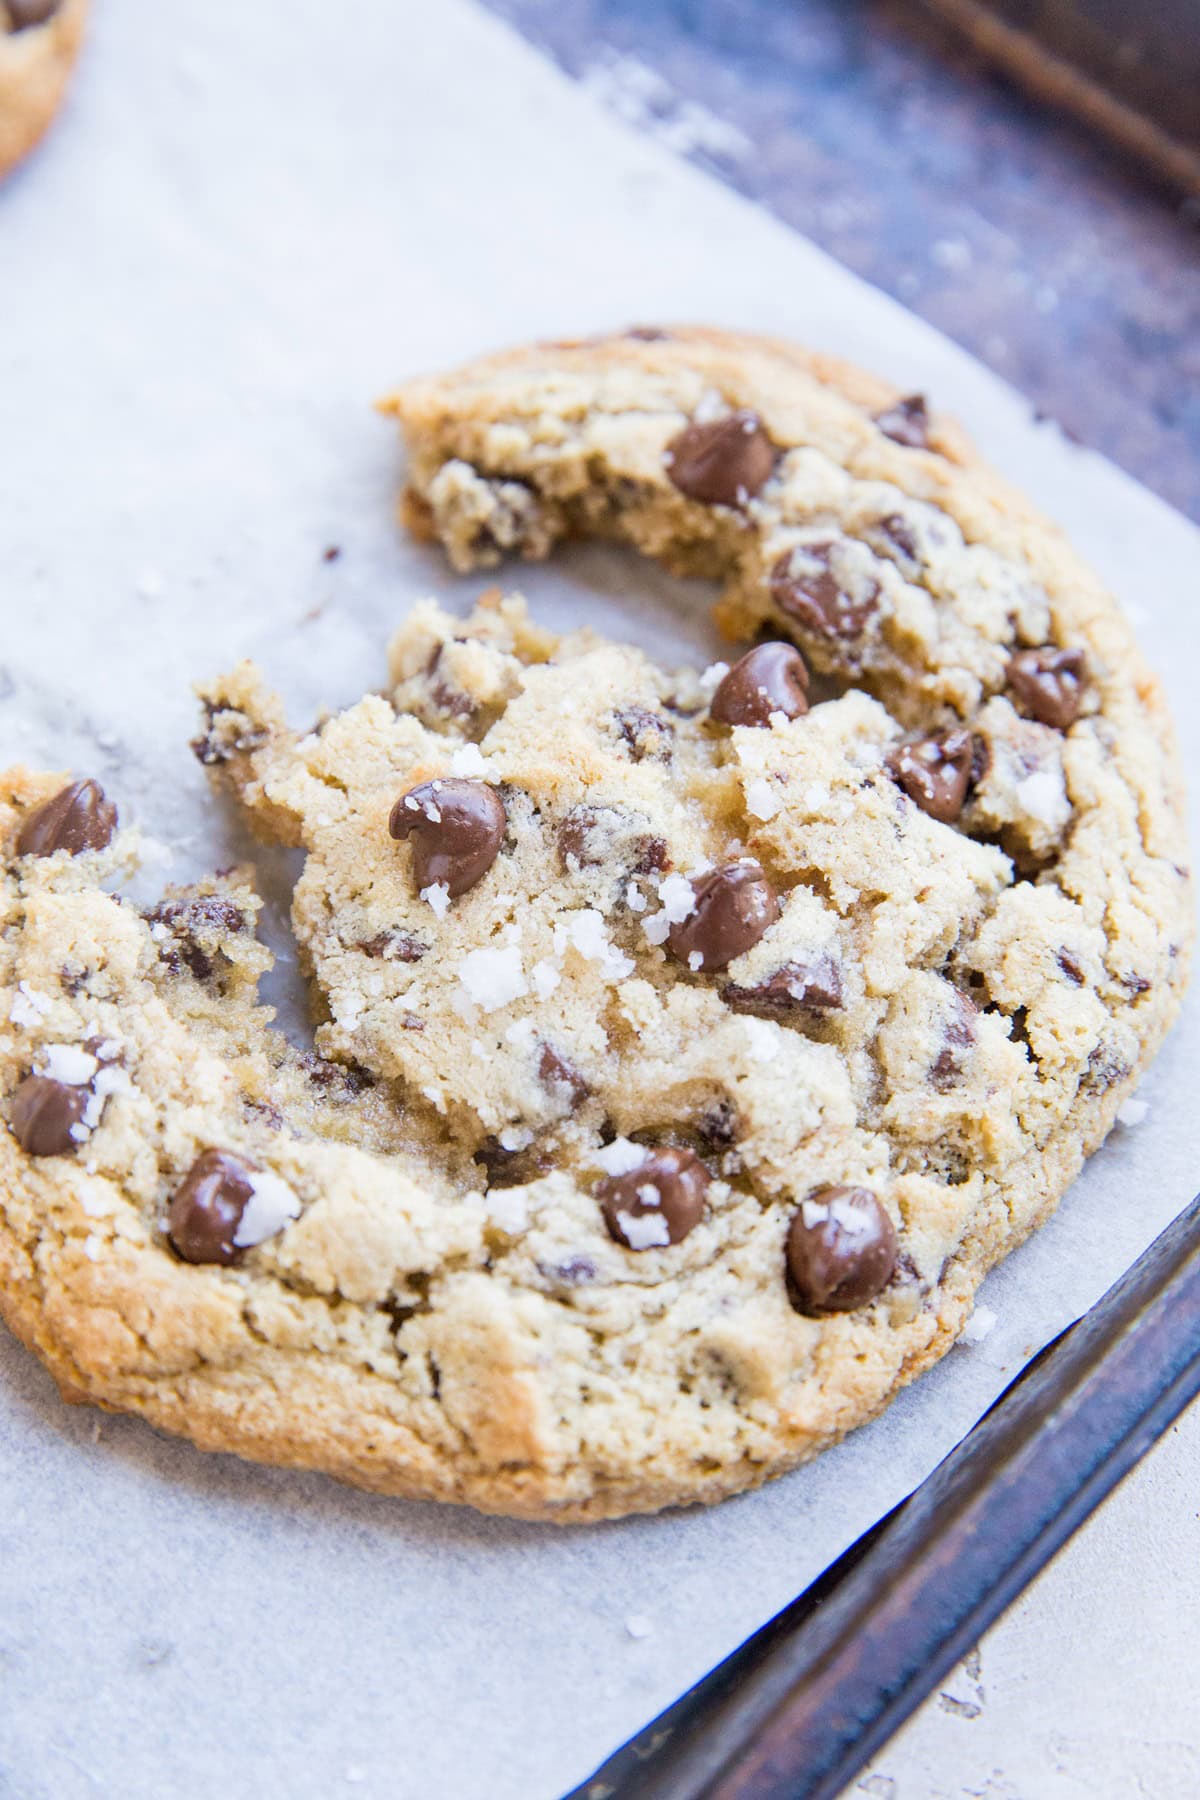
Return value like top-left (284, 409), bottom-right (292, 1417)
top-left (1, 4), bottom-right (1197, 1796)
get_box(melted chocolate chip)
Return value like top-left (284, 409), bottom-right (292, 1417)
top-left (166, 1149), bottom-right (256, 1265)
top-left (769, 543), bottom-right (879, 640)
top-left (558, 807), bottom-right (607, 870)
top-left (874, 394), bottom-right (930, 449)
top-left (625, 325), bottom-right (671, 342)
top-left (874, 513), bottom-right (920, 565)
top-left (1057, 950), bottom-right (1085, 985)
top-left (710, 643), bottom-right (809, 728)
top-left (614, 706), bottom-right (674, 763)
top-left (539, 1044), bottom-right (589, 1111)
top-left (664, 411), bottom-right (777, 507)
top-left (598, 1146), bottom-right (710, 1249)
top-left (145, 896), bottom-right (247, 983)
top-left (10, 1074), bottom-right (89, 1156)
top-left (667, 860), bottom-right (779, 973)
top-left (389, 778), bottom-right (506, 898)
top-left (721, 951), bottom-right (843, 1018)
top-left (632, 835), bottom-right (670, 876)
top-left (473, 1138), bottom-right (553, 1189)
top-left (360, 930), bottom-right (427, 962)
top-left (300, 1052), bottom-right (376, 1095)
top-left (7, 0), bottom-right (62, 29)
top-left (786, 1186), bottom-right (897, 1314)
top-left (1007, 647), bottom-right (1086, 730)
top-left (887, 728), bottom-right (974, 824)
top-left (558, 806), bottom-right (668, 880)
top-left (696, 1097), bottom-right (741, 1149)
top-left (190, 702), bottom-right (269, 768)
top-left (16, 780), bottom-right (117, 858)
top-left (931, 992), bottom-right (979, 1090)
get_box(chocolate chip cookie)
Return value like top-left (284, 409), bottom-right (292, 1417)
top-left (0, 330), bottom-right (1190, 1521)
top-left (0, 0), bottom-right (87, 178)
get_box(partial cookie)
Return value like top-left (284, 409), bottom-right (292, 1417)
top-left (0, 0), bottom-right (87, 179)
top-left (0, 329), bottom-right (1191, 1521)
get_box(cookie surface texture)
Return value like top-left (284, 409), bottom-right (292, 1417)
top-left (1, 329), bottom-right (1191, 1521)
top-left (0, 0), bottom-right (87, 178)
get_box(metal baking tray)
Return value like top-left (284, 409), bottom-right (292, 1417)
top-left (565, 1188), bottom-right (1200, 1798)
top-left (916, 0), bottom-right (1200, 194)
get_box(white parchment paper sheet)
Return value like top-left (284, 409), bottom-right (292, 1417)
top-left (1, 3), bottom-right (1197, 1796)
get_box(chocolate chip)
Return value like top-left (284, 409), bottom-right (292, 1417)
top-left (558, 806), bottom-right (668, 880)
top-left (558, 808), bottom-right (606, 871)
top-left (473, 1138), bottom-right (553, 1189)
top-left (887, 728), bottom-right (974, 824)
top-left (786, 1186), bottom-right (897, 1314)
top-left (190, 702), bottom-right (269, 768)
top-left (874, 394), bottom-right (930, 449)
top-left (360, 930), bottom-right (427, 962)
top-left (7, 0), bottom-right (62, 28)
top-left (769, 543), bottom-right (879, 640)
top-left (1007, 647), bottom-right (1086, 730)
top-left (389, 778), bottom-right (506, 898)
top-left (1057, 950), bottom-right (1085, 985)
top-left (664, 411), bottom-right (777, 507)
top-left (931, 991), bottom-right (979, 1089)
top-left (16, 780), bottom-right (117, 858)
top-left (9, 1075), bottom-right (89, 1156)
top-left (546, 1255), bottom-right (597, 1286)
top-left (539, 1044), bottom-right (589, 1111)
top-left (710, 643), bottom-right (809, 728)
top-left (322, 545), bottom-right (342, 563)
top-left (696, 1097), bottom-right (741, 1148)
top-left (873, 513), bottom-right (920, 565)
top-left (145, 896), bottom-right (247, 983)
top-left (598, 1146), bottom-right (710, 1249)
top-left (625, 326), bottom-right (671, 342)
top-left (613, 706), bottom-right (674, 762)
top-left (721, 951), bottom-right (843, 1018)
top-left (667, 861), bottom-right (779, 973)
top-left (166, 1149), bottom-right (257, 1265)
top-left (632, 836), bottom-right (669, 876)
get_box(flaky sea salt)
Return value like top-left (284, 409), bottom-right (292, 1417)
top-left (594, 1138), bottom-right (648, 1177)
top-left (801, 1198), bottom-right (830, 1228)
top-left (421, 882), bottom-right (451, 919)
top-left (40, 1044), bottom-right (98, 1086)
top-left (9, 982), bottom-right (52, 1028)
top-left (625, 1615), bottom-right (654, 1641)
top-left (626, 881), bottom-right (646, 913)
top-left (450, 742), bottom-right (493, 779)
top-left (698, 660), bottom-right (730, 697)
top-left (1117, 1097), bottom-right (1149, 1128)
top-left (504, 1018), bottom-right (537, 1049)
top-left (531, 958), bottom-right (561, 997)
top-left (959, 1304), bottom-right (998, 1346)
top-left (642, 912), bottom-right (672, 946)
top-left (498, 1125), bottom-right (534, 1152)
top-left (742, 1017), bottom-right (781, 1064)
top-left (745, 777), bottom-right (780, 822)
top-left (657, 873), bottom-right (697, 923)
top-left (1016, 768), bottom-right (1068, 826)
top-left (457, 945), bottom-right (528, 1011)
top-left (487, 1190), bottom-right (529, 1234)
top-left (618, 1210), bottom-right (670, 1250)
top-left (557, 911), bottom-right (634, 981)
top-left (232, 1169), bottom-right (302, 1248)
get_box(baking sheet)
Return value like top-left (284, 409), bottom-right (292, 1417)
top-left (1, 3), bottom-right (1197, 1796)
